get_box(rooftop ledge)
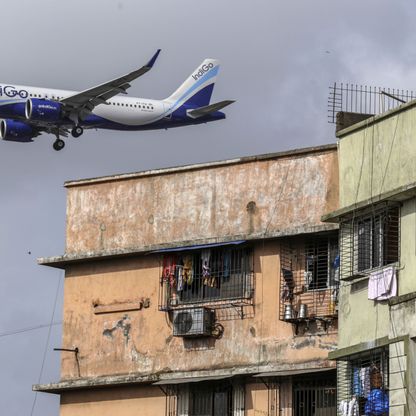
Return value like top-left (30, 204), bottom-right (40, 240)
top-left (33, 362), bottom-right (336, 394)
top-left (38, 225), bottom-right (338, 269)
top-left (322, 181), bottom-right (416, 223)
top-left (64, 144), bottom-right (337, 187)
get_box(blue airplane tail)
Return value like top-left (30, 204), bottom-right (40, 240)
top-left (165, 59), bottom-right (220, 110)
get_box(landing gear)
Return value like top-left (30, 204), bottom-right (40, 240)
top-left (71, 126), bottom-right (84, 138)
top-left (53, 138), bottom-right (65, 151)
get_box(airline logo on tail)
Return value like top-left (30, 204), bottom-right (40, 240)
top-left (192, 62), bottom-right (215, 81)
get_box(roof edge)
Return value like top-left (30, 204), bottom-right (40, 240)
top-left (33, 361), bottom-right (335, 394)
top-left (38, 224), bottom-right (338, 269)
top-left (64, 144), bottom-right (337, 188)
top-left (322, 181), bottom-right (416, 223)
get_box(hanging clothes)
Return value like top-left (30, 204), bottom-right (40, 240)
top-left (162, 255), bottom-right (176, 288)
top-left (368, 266), bottom-right (397, 300)
top-left (223, 250), bottom-right (231, 280)
top-left (339, 397), bottom-right (360, 416)
top-left (282, 269), bottom-right (294, 301)
top-left (176, 264), bottom-right (184, 291)
top-left (353, 367), bottom-right (362, 396)
top-left (304, 271), bottom-right (313, 288)
top-left (183, 255), bottom-right (194, 285)
top-left (201, 249), bottom-right (211, 285)
top-left (339, 400), bottom-right (349, 416)
top-left (348, 397), bottom-right (359, 416)
top-left (334, 253), bottom-right (340, 282)
top-left (364, 389), bottom-right (389, 415)
top-left (360, 367), bottom-right (371, 398)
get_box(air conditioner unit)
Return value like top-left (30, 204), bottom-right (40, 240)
top-left (172, 307), bottom-right (214, 337)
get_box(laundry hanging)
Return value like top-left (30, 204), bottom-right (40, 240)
top-left (368, 266), bottom-right (397, 300)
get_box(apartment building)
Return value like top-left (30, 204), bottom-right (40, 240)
top-left (34, 145), bottom-right (339, 416)
top-left (324, 104), bottom-right (416, 416)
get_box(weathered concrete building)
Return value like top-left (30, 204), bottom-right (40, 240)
top-left (34, 145), bottom-right (340, 416)
top-left (324, 103), bottom-right (416, 416)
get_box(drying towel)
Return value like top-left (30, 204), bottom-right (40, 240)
top-left (368, 266), bottom-right (396, 300)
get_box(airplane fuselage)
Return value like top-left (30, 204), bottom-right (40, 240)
top-left (0, 84), bottom-right (225, 131)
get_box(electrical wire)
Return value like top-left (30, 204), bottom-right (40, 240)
top-left (30, 270), bottom-right (63, 416)
top-left (0, 321), bottom-right (61, 338)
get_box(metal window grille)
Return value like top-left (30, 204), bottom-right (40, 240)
top-left (159, 247), bottom-right (254, 311)
top-left (337, 348), bottom-right (389, 416)
top-left (279, 232), bottom-right (339, 322)
top-left (166, 382), bottom-right (244, 416)
top-left (293, 375), bottom-right (337, 416)
top-left (339, 204), bottom-right (400, 280)
top-left (328, 83), bottom-right (416, 124)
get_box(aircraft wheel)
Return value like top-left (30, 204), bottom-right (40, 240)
top-left (71, 126), bottom-right (84, 138)
top-left (53, 139), bottom-right (65, 151)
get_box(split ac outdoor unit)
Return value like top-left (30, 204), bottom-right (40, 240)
top-left (172, 307), bottom-right (214, 337)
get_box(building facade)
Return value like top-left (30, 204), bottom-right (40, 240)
top-left (34, 145), bottom-right (340, 416)
top-left (324, 103), bottom-right (416, 416)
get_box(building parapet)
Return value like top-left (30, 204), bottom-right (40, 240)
top-left (33, 361), bottom-right (335, 394)
top-left (322, 181), bottom-right (416, 223)
top-left (38, 224), bottom-right (338, 269)
top-left (64, 144), bottom-right (338, 188)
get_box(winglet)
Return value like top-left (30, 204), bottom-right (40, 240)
top-left (146, 49), bottom-right (161, 68)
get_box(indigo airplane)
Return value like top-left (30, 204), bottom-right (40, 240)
top-left (0, 50), bottom-right (234, 150)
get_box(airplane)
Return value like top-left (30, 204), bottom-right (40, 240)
top-left (0, 49), bottom-right (234, 151)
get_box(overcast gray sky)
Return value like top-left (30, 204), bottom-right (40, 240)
top-left (1, 0), bottom-right (416, 414)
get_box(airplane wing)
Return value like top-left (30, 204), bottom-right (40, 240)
top-left (60, 49), bottom-right (161, 120)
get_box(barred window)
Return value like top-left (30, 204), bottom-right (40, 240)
top-left (305, 234), bottom-right (339, 290)
top-left (190, 384), bottom-right (232, 416)
top-left (159, 246), bottom-right (254, 311)
top-left (172, 382), bottom-right (245, 416)
top-left (337, 348), bottom-right (389, 416)
top-left (279, 232), bottom-right (339, 322)
top-left (340, 204), bottom-right (399, 279)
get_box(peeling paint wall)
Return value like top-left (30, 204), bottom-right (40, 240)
top-left (64, 149), bottom-right (338, 255)
top-left (60, 241), bottom-right (337, 380)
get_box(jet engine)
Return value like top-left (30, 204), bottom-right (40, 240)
top-left (0, 119), bottom-right (34, 142)
top-left (25, 98), bottom-right (63, 122)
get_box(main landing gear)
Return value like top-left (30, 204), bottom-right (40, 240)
top-left (71, 126), bottom-right (84, 138)
top-left (52, 125), bottom-right (83, 151)
top-left (53, 138), bottom-right (65, 151)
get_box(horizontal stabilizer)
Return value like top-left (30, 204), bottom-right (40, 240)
top-left (187, 100), bottom-right (235, 119)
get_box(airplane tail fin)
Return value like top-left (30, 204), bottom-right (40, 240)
top-left (165, 59), bottom-right (220, 109)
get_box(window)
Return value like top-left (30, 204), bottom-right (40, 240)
top-left (305, 234), bottom-right (339, 290)
top-left (355, 207), bottom-right (399, 272)
top-left (293, 374), bottom-right (336, 416)
top-left (337, 348), bottom-right (389, 416)
top-left (339, 204), bottom-right (399, 279)
top-left (159, 246), bottom-right (254, 310)
top-left (174, 382), bottom-right (244, 416)
top-left (190, 384), bottom-right (232, 416)
top-left (279, 232), bottom-right (339, 321)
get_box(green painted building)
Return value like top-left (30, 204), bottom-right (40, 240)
top-left (324, 104), bottom-right (416, 416)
